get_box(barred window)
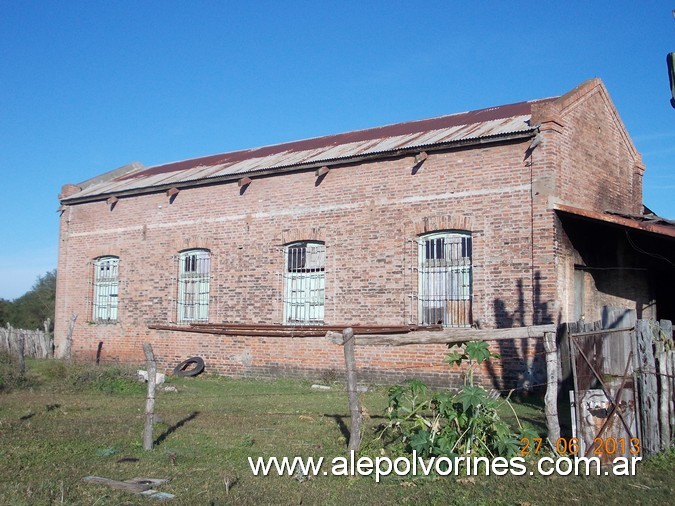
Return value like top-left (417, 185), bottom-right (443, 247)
top-left (178, 249), bottom-right (211, 323)
top-left (283, 241), bottom-right (325, 325)
top-left (418, 231), bottom-right (472, 327)
top-left (92, 256), bottom-right (119, 322)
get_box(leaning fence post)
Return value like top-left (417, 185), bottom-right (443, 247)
top-left (342, 327), bottom-right (362, 452)
top-left (142, 343), bottom-right (157, 451)
top-left (543, 331), bottom-right (560, 445)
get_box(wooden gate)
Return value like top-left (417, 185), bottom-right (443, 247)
top-left (567, 320), bottom-right (638, 463)
top-left (565, 316), bottom-right (674, 461)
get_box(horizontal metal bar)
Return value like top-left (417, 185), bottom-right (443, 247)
top-left (151, 323), bottom-right (444, 337)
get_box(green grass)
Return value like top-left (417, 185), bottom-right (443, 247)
top-left (0, 357), bottom-right (673, 505)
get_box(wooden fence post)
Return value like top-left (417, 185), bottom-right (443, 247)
top-left (17, 332), bottom-right (26, 379)
top-left (670, 350), bottom-right (675, 442)
top-left (63, 314), bottom-right (77, 360)
top-left (142, 343), bottom-right (157, 451)
top-left (43, 318), bottom-right (53, 358)
top-left (0, 324), bottom-right (53, 360)
top-left (4, 323), bottom-right (13, 354)
top-left (656, 320), bottom-right (672, 450)
top-left (543, 331), bottom-right (560, 445)
top-left (342, 328), bottom-right (362, 452)
top-left (635, 320), bottom-right (659, 456)
top-left (95, 341), bottom-right (104, 365)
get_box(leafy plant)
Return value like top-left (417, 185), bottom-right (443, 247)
top-left (379, 341), bottom-right (535, 460)
top-left (444, 341), bottom-right (499, 386)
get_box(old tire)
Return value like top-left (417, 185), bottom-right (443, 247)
top-left (173, 357), bottom-right (205, 377)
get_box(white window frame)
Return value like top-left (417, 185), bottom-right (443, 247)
top-left (177, 249), bottom-right (211, 323)
top-left (283, 241), bottom-right (325, 325)
top-left (92, 256), bottom-right (119, 322)
top-left (418, 231), bottom-right (472, 327)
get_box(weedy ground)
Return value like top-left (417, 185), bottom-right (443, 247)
top-left (0, 355), bottom-right (673, 505)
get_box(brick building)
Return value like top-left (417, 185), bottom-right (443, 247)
top-left (54, 78), bottom-right (675, 388)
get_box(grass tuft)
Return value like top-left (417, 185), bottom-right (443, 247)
top-left (0, 358), bottom-right (673, 505)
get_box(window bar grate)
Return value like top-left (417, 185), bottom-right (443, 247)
top-left (418, 233), bottom-right (472, 327)
top-left (93, 257), bottom-right (119, 322)
top-left (283, 242), bottom-right (326, 325)
top-left (178, 250), bottom-right (211, 323)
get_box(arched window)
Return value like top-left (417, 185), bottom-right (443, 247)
top-left (418, 231), bottom-right (472, 327)
top-left (92, 256), bottom-right (119, 322)
top-left (177, 249), bottom-right (211, 323)
top-left (283, 241), bottom-right (325, 324)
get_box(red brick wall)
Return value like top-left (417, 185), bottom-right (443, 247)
top-left (54, 79), bottom-right (643, 388)
top-left (560, 87), bottom-right (642, 216)
top-left (55, 137), bottom-right (547, 388)
top-left (530, 79), bottom-right (646, 324)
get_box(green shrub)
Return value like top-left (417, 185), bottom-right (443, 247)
top-left (379, 341), bottom-right (537, 459)
top-left (0, 352), bottom-right (25, 392)
top-left (67, 364), bottom-right (146, 395)
top-left (1, 355), bottom-right (147, 395)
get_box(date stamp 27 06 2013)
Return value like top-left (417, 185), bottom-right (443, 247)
top-left (520, 437), bottom-right (641, 456)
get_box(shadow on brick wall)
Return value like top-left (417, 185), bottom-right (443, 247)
top-left (484, 272), bottom-right (554, 392)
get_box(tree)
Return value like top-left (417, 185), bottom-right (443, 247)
top-left (0, 298), bottom-right (10, 327)
top-left (4, 270), bottom-right (56, 331)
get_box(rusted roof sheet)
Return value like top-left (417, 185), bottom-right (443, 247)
top-left (64, 98), bottom-right (555, 202)
top-left (554, 204), bottom-right (675, 239)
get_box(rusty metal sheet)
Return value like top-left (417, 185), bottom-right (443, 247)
top-left (63, 98), bottom-right (552, 202)
top-left (577, 387), bottom-right (638, 464)
top-left (556, 204), bottom-right (675, 239)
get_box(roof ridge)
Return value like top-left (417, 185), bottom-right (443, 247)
top-left (120, 96), bottom-right (555, 181)
top-left (64, 92), bottom-right (558, 201)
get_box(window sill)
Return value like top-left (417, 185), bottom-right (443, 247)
top-left (87, 320), bottom-right (119, 325)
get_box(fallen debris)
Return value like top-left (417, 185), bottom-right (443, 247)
top-left (82, 476), bottom-right (174, 500)
top-left (116, 457), bottom-right (140, 463)
top-left (293, 467), bottom-right (312, 483)
top-left (223, 473), bottom-right (238, 494)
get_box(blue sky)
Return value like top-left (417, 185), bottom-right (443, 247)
top-left (1, 1), bottom-right (673, 300)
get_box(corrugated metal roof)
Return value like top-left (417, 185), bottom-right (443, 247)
top-left (64, 97), bottom-right (556, 202)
